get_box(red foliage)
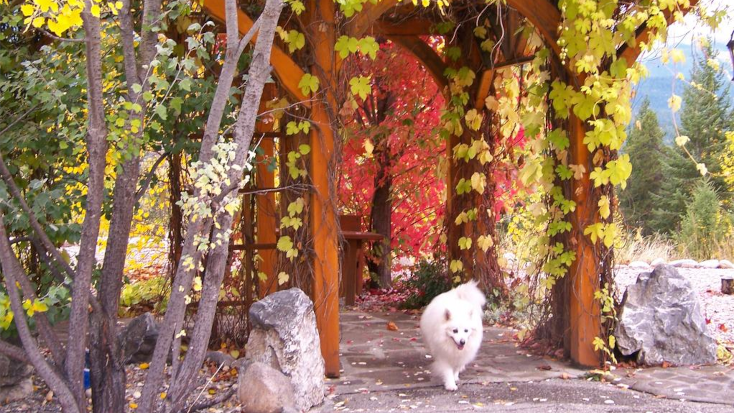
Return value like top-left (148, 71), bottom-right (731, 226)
top-left (338, 41), bottom-right (446, 262)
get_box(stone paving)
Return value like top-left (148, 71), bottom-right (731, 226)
top-left (618, 364), bottom-right (734, 405)
top-left (328, 308), bottom-right (734, 408)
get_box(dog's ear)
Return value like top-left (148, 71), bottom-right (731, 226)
top-left (444, 309), bottom-right (451, 321)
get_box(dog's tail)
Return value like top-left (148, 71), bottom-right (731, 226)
top-left (454, 280), bottom-right (487, 308)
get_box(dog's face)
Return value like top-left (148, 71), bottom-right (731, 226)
top-left (443, 309), bottom-right (475, 350)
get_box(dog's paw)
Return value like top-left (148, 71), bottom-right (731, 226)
top-left (444, 382), bottom-right (458, 391)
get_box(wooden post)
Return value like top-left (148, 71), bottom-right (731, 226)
top-left (256, 84), bottom-right (277, 298)
top-left (568, 115), bottom-right (602, 367)
top-left (309, 0), bottom-right (340, 378)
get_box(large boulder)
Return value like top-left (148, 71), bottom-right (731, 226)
top-left (245, 288), bottom-right (325, 412)
top-left (0, 353), bottom-right (33, 403)
top-left (238, 361), bottom-right (296, 413)
top-left (615, 265), bottom-right (717, 366)
top-left (118, 312), bottom-right (159, 364)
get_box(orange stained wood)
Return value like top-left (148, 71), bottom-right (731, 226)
top-left (567, 114), bottom-right (601, 367)
top-left (202, 0), bottom-right (308, 104)
top-left (309, 0), bottom-right (340, 378)
top-left (255, 84), bottom-right (278, 298)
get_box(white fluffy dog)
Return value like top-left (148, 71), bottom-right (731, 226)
top-left (419, 280), bottom-right (486, 390)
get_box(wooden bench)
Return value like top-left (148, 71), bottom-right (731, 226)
top-left (339, 215), bottom-right (383, 306)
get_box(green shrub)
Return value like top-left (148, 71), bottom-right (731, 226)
top-left (676, 179), bottom-right (729, 260)
top-left (119, 276), bottom-right (169, 316)
top-left (401, 259), bottom-right (452, 309)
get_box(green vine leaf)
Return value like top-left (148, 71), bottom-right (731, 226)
top-left (298, 74), bottom-right (320, 96)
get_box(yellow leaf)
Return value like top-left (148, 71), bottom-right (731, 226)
top-left (21, 4), bottom-right (35, 16)
top-left (598, 196), bottom-right (610, 219)
top-left (670, 49), bottom-right (685, 64)
top-left (32, 16), bottom-right (45, 27)
top-left (139, 363), bottom-right (150, 370)
top-left (277, 272), bottom-right (289, 286)
top-left (470, 172), bottom-right (486, 194)
top-left (675, 135), bottom-right (689, 147)
top-left (129, 402), bottom-right (138, 409)
top-left (115, 0), bottom-right (122, 8)
top-left (159, 392), bottom-right (166, 400)
top-left (667, 94), bottom-right (681, 113)
top-left (363, 139), bottom-right (374, 156)
top-left (90, 4), bottom-right (100, 17)
top-left (484, 95), bottom-right (499, 111)
top-left (193, 277), bottom-right (202, 292)
top-left (32, 300), bottom-right (48, 314)
top-left (34, 0), bottom-right (59, 13)
top-left (477, 235), bottom-right (493, 252)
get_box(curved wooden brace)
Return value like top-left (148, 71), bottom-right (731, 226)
top-left (203, 0), bottom-right (309, 103)
top-left (504, 0), bottom-right (561, 58)
top-left (344, 0), bottom-right (403, 37)
top-left (618, 0), bottom-right (699, 64)
top-left (388, 35), bottom-right (449, 93)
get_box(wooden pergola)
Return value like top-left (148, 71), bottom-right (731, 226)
top-left (202, 0), bottom-right (688, 376)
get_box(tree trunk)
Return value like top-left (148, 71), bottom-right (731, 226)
top-left (168, 152), bottom-right (184, 280)
top-left (369, 150), bottom-right (392, 288)
top-left (138, 0), bottom-right (285, 410)
top-left (65, 4), bottom-right (111, 409)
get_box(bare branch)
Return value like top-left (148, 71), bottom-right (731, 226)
top-left (0, 212), bottom-right (79, 412)
top-left (134, 151), bottom-right (168, 203)
top-left (0, 339), bottom-right (30, 364)
top-left (37, 28), bottom-right (87, 43)
top-left (0, 104), bottom-right (40, 136)
top-left (186, 387), bottom-right (236, 412)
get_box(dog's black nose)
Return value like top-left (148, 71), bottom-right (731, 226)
top-left (460, 339), bottom-right (466, 345)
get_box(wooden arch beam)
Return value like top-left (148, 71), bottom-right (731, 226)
top-left (348, 0), bottom-right (563, 69)
top-left (203, 0), bottom-right (309, 103)
top-left (388, 36), bottom-right (449, 92)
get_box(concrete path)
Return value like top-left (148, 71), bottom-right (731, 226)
top-left (319, 309), bottom-right (733, 412)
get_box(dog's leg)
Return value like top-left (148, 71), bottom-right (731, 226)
top-left (433, 360), bottom-right (458, 391)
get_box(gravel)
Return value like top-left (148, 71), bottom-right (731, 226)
top-left (614, 266), bottom-right (734, 344)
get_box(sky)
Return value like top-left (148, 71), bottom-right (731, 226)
top-left (637, 0), bottom-right (733, 78)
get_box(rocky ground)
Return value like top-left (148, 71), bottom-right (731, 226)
top-left (614, 265), bottom-right (734, 344)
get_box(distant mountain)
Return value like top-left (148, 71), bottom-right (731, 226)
top-left (631, 43), bottom-right (733, 143)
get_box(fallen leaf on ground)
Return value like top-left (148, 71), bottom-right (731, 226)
top-left (387, 321), bottom-right (399, 331)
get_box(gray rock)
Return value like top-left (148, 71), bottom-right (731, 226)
top-left (718, 259), bottom-right (734, 269)
top-left (615, 265), bottom-right (717, 366)
top-left (668, 259), bottom-right (698, 268)
top-left (205, 351), bottom-right (235, 367)
top-left (238, 361), bottom-right (296, 413)
top-left (246, 288), bottom-right (325, 412)
top-left (698, 259), bottom-right (720, 269)
top-left (118, 313), bottom-right (159, 364)
top-left (0, 353), bottom-right (33, 403)
top-left (628, 261), bottom-right (651, 269)
top-left (650, 258), bottom-right (666, 267)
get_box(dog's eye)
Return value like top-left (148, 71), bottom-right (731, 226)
top-left (452, 329), bottom-right (458, 333)
top-left (464, 329), bottom-right (469, 333)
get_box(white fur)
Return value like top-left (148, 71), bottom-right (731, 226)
top-left (419, 280), bottom-right (486, 391)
